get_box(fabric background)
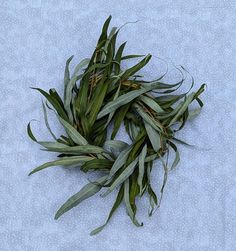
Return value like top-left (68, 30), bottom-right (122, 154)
top-left (0, 0), bottom-right (235, 250)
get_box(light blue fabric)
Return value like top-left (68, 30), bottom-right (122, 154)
top-left (0, 1), bottom-right (235, 250)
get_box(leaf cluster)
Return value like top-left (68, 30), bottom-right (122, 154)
top-left (28, 16), bottom-right (205, 235)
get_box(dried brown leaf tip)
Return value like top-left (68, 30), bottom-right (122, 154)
top-left (27, 16), bottom-right (205, 235)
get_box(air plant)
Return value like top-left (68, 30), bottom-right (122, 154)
top-left (28, 16), bottom-right (205, 235)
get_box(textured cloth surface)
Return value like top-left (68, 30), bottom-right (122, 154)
top-left (0, 1), bottom-right (236, 250)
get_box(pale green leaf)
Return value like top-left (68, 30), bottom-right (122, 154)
top-left (144, 122), bottom-right (161, 152)
top-left (124, 179), bottom-right (142, 227)
top-left (29, 156), bottom-right (94, 175)
top-left (57, 116), bottom-right (88, 145)
top-left (102, 157), bottom-right (138, 197)
top-left (55, 175), bottom-right (108, 220)
top-left (97, 88), bottom-right (148, 119)
top-left (138, 144), bottom-right (147, 195)
top-left (139, 95), bottom-right (165, 114)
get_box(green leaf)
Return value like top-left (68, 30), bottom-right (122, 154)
top-left (27, 122), bottom-right (68, 149)
top-left (172, 137), bottom-right (193, 147)
top-left (42, 101), bottom-right (57, 140)
top-left (27, 121), bottom-right (37, 142)
top-left (88, 80), bottom-right (109, 125)
top-left (105, 146), bottom-right (132, 181)
top-left (139, 95), bottom-right (165, 114)
top-left (90, 185), bottom-right (124, 235)
top-left (157, 153), bottom-right (168, 202)
top-left (124, 179), bottom-right (142, 227)
top-left (49, 89), bottom-right (64, 108)
top-left (121, 54), bottom-right (152, 80)
top-left (72, 58), bottom-right (90, 78)
top-left (64, 55), bottom-right (74, 90)
top-left (134, 104), bottom-right (163, 132)
top-left (97, 88), bottom-right (148, 119)
top-left (155, 93), bottom-right (185, 104)
top-left (144, 122), bottom-right (161, 152)
top-left (39, 141), bottom-right (68, 150)
top-left (111, 103), bottom-right (131, 139)
top-left (104, 140), bottom-right (129, 153)
top-left (144, 154), bottom-right (157, 163)
top-left (64, 75), bottom-right (79, 123)
top-left (57, 116), bottom-right (88, 145)
top-left (157, 102), bottom-right (183, 120)
top-left (142, 79), bottom-right (182, 92)
top-left (169, 92), bottom-right (195, 126)
top-left (114, 42), bottom-right (126, 74)
top-left (188, 108), bottom-right (201, 120)
top-left (102, 157), bottom-right (138, 197)
top-left (146, 162), bottom-right (158, 216)
top-left (168, 141), bottom-right (180, 170)
top-left (147, 184), bottom-right (158, 216)
top-left (81, 158), bottom-right (113, 172)
top-left (55, 175), bottom-right (108, 220)
top-left (138, 144), bottom-right (147, 195)
top-left (43, 144), bottom-right (105, 154)
top-left (121, 54), bottom-right (145, 60)
top-left (129, 122), bottom-right (140, 140)
top-left (32, 88), bottom-right (68, 121)
top-left (104, 83), bottom-right (121, 128)
top-left (29, 156), bottom-right (94, 176)
top-left (97, 15), bottom-right (112, 46)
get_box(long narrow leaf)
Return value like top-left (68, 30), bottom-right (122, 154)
top-left (57, 116), bottom-right (88, 145)
top-left (55, 175), bottom-right (108, 220)
top-left (90, 185), bottom-right (124, 235)
top-left (124, 179), bottom-right (142, 227)
top-left (29, 156), bottom-right (94, 176)
top-left (144, 122), bottom-right (161, 152)
top-left (138, 144), bottom-right (147, 195)
top-left (97, 88), bottom-right (148, 119)
top-left (102, 157), bottom-right (138, 197)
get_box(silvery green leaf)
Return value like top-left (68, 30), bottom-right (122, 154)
top-left (144, 122), bottom-right (161, 152)
top-left (124, 179), bottom-right (142, 227)
top-left (64, 75), bottom-right (79, 123)
top-left (102, 157), bottom-right (139, 197)
top-left (64, 55), bottom-right (74, 89)
top-left (157, 153), bottom-right (168, 202)
top-left (104, 140), bottom-right (129, 153)
top-left (144, 154), bottom-right (157, 162)
top-left (121, 54), bottom-right (151, 80)
top-left (42, 101), bottom-right (57, 140)
top-left (43, 144), bottom-right (104, 154)
top-left (169, 92), bottom-right (195, 126)
top-left (130, 123), bottom-right (139, 140)
top-left (139, 95), bottom-right (165, 114)
top-left (188, 108), bottom-right (201, 120)
top-left (105, 146), bottom-right (132, 182)
top-left (168, 141), bottom-right (180, 170)
top-left (39, 141), bottom-right (67, 150)
top-left (72, 58), bottom-right (90, 78)
top-left (134, 104), bottom-right (163, 132)
top-left (27, 122), bottom-right (65, 149)
top-left (90, 185), bottom-right (124, 235)
top-left (32, 87), bottom-right (68, 121)
top-left (104, 83), bottom-right (121, 128)
top-left (97, 88), bottom-right (148, 119)
top-left (55, 175), bottom-right (108, 220)
top-left (138, 144), bottom-right (147, 195)
top-left (28, 156), bottom-right (94, 175)
top-left (157, 102), bottom-right (183, 120)
top-left (57, 116), bottom-right (88, 145)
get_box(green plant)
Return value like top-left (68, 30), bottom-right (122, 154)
top-left (28, 16), bottom-right (205, 235)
